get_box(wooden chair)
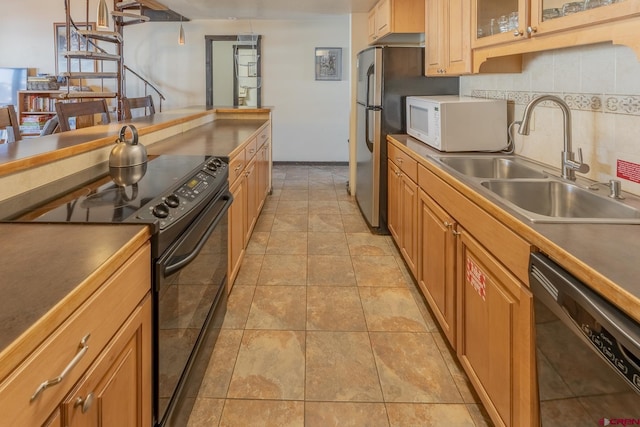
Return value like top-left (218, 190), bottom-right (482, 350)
top-left (0, 105), bottom-right (21, 143)
top-left (55, 99), bottom-right (111, 132)
top-left (122, 95), bottom-right (155, 120)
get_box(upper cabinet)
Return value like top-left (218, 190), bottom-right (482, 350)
top-left (368, 0), bottom-right (426, 45)
top-left (472, 0), bottom-right (640, 71)
top-left (425, 0), bottom-right (473, 75)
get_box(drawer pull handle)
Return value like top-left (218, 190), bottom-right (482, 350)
top-left (74, 392), bottom-right (95, 413)
top-left (30, 334), bottom-right (91, 402)
top-left (234, 165), bottom-right (243, 172)
top-left (249, 149), bottom-right (255, 154)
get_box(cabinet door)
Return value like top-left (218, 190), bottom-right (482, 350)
top-left (399, 174), bottom-right (418, 276)
top-left (376, 0), bottom-right (392, 36)
top-left (425, 0), bottom-right (445, 75)
top-left (257, 141), bottom-right (270, 211)
top-left (530, 0), bottom-right (640, 37)
top-left (368, 8), bottom-right (378, 43)
top-left (62, 295), bottom-right (152, 427)
top-left (418, 190), bottom-right (457, 346)
top-left (228, 176), bottom-right (246, 290)
top-left (387, 160), bottom-right (400, 242)
top-left (244, 157), bottom-right (259, 245)
top-left (446, 0), bottom-right (472, 75)
top-left (457, 229), bottom-right (534, 427)
top-left (472, 0), bottom-right (527, 48)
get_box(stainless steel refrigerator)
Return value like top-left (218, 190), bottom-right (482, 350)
top-left (355, 46), bottom-right (458, 234)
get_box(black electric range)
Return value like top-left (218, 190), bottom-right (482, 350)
top-left (20, 155), bottom-right (229, 253)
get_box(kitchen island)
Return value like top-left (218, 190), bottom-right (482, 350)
top-left (0, 106), bottom-right (271, 426)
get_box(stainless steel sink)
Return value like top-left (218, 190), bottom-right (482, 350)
top-left (433, 156), bottom-right (547, 179)
top-left (480, 179), bottom-right (640, 224)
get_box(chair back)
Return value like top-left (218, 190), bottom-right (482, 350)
top-left (122, 95), bottom-right (155, 120)
top-left (55, 100), bottom-right (111, 132)
top-left (0, 105), bottom-right (21, 143)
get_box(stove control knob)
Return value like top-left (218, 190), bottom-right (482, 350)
top-left (152, 204), bottom-right (170, 218)
top-left (206, 162), bottom-right (217, 172)
top-left (165, 194), bottom-right (180, 208)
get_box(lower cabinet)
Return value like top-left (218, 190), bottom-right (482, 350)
top-left (229, 167), bottom-right (247, 289)
top-left (0, 243), bottom-right (152, 427)
top-left (61, 295), bottom-right (152, 427)
top-left (456, 229), bottom-right (534, 427)
top-left (227, 123), bottom-right (272, 291)
top-left (388, 138), bottom-right (535, 426)
top-left (418, 188), bottom-right (457, 346)
top-left (387, 156), bottom-right (419, 277)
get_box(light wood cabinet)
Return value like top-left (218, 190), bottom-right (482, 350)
top-left (388, 137), bottom-right (535, 426)
top-left (227, 122), bottom-right (272, 290)
top-left (418, 188), bottom-right (457, 346)
top-left (457, 229), bottom-right (534, 427)
top-left (229, 172), bottom-right (247, 291)
top-left (0, 243), bottom-right (152, 427)
top-left (62, 295), bottom-right (151, 427)
top-left (368, 0), bottom-right (425, 44)
top-left (425, 0), bottom-right (473, 76)
top-left (471, 0), bottom-right (640, 72)
top-left (387, 144), bottom-right (419, 277)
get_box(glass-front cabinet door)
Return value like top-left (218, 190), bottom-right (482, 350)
top-left (473, 0), bottom-right (640, 48)
top-left (473, 0), bottom-right (528, 47)
top-left (530, 0), bottom-right (640, 36)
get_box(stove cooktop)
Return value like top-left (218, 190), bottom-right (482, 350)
top-left (26, 155), bottom-right (228, 227)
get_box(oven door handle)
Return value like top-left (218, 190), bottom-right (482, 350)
top-left (163, 191), bottom-right (233, 277)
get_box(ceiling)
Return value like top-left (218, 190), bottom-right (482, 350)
top-left (156, 0), bottom-right (378, 21)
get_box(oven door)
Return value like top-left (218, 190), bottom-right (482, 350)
top-left (154, 188), bottom-right (232, 427)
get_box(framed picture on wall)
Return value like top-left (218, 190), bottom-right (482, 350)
top-left (315, 47), bottom-right (342, 81)
top-left (54, 22), bottom-right (96, 75)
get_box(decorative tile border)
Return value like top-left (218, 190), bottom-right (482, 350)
top-left (471, 90), bottom-right (640, 116)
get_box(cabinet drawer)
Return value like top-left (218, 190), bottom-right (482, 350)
top-left (228, 149), bottom-right (246, 185)
top-left (257, 125), bottom-right (270, 148)
top-left (0, 243), bottom-right (150, 427)
top-left (245, 137), bottom-right (258, 159)
top-left (388, 143), bottom-right (418, 182)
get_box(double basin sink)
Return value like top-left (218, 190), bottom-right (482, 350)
top-left (429, 155), bottom-right (640, 224)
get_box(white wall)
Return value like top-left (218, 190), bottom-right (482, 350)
top-left (122, 17), bottom-right (353, 162)
top-left (461, 43), bottom-right (640, 196)
top-left (1, 3), bottom-right (352, 162)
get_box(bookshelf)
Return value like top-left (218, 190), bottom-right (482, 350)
top-left (17, 90), bottom-right (63, 137)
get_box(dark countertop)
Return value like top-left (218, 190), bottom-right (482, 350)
top-left (390, 134), bottom-right (640, 323)
top-left (0, 223), bottom-right (151, 381)
top-left (0, 106), bottom-right (271, 177)
top-left (147, 118), bottom-right (269, 157)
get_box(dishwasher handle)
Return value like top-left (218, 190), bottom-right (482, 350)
top-left (530, 252), bottom-right (640, 360)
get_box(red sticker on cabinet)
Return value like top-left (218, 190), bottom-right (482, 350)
top-left (466, 258), bottom-right (487, 301)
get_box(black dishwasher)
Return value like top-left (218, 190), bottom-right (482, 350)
top-left (530, 252), bottom-right (640, 426)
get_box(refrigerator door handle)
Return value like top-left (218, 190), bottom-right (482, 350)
top-left (365, 107), bottom-right (374, 153)
top-left (365, 63), bottom-right (374, 108)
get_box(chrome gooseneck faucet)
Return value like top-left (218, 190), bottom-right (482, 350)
top-left (518, 95), bottom-right (590, 181)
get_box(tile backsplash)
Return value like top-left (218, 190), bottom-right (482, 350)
top-left (461, 42), bottom-right (640, 196)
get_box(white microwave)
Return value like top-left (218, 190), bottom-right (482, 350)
top-left (406, 95), bottom-right (507, 152)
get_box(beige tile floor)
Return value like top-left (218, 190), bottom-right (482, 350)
top-left (187, 164), bottom-right (494, 426)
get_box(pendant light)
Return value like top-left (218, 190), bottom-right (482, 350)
top-left (97, 0), bottom-right (110, 29)
top-left (178, 17), bottom-right (185, 45)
